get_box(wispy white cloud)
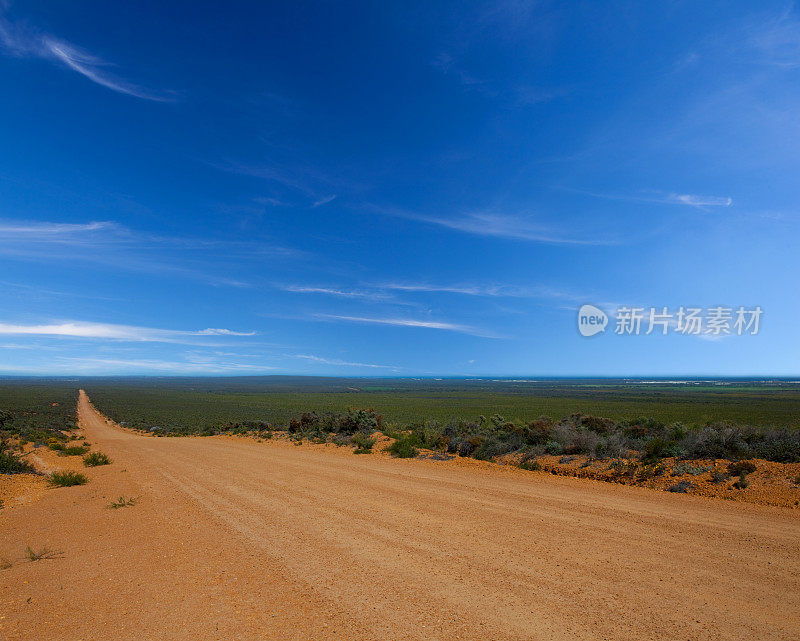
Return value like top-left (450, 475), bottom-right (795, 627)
top-left (281, 285), bottom-right (389, 301)
top-left (379, 282), bottom-right (496, 296)
top-left (0, 218), bottom-right (295, 288)
top-left (0, 220), bottom-right (114, 235)
top-left (53, 357), bottom-right (271, 374)
top-left (197, 328), bottom-right (256, 336)
top-left (731, 8), bottom-right (800, 69)
top-left (44, 39), bottom-right (175, 101)
top-left (213, 159), bottom-right (355, 203)
top-left (418, 212), bottom-right (615, 245)
top-left (311, 195), bottom-right (337, 208)
top-left (667, 193), bottom-right (733, 207)
top-left (566, 188), bottom-right (733, 209)
top-left (378, 282), bottom-right (587, 302)
top-left (314, 314), bottom-right (501, 338)
top-left (0, 321), bottom-right (256, 344)
top-left (369, 205), bottom-right (615, 245)
top-left (289, 354), bottom-right (399, 370)
top-left (0, 13), bottom-right (174, 101)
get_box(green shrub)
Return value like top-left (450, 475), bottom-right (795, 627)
top-left (331, 433), bottom-right (351, 447)
top-left (732, 475), bottom-right (750, 489)
top-left (667, 480), bottom-right (694, 493)
top-left (83, 451), bottom-right (111, 467)
top-left (672, 461), bottom-right (710, 476)
top-left (544, 440), bottom-right (562, 455)
top-left (727, 461), bottom-right (756, 476)
top-left (751, 429), bottom-right (800, 463)
top-left (58, 445), bottom-right (89, 457)
top-left (685, 425), bottom-right (749, 460)
top-left (386, 436), bottom-right (418, 458)
top-left (519, 459), bottom-right (541, 471)
top-left (637, 464), bottom-right (665, 480)
top-left (351, 432), bottom-right (376, 451)
top-left (48, 470), bottom-right (88, 487)
top-left (642, 437), bottom-right (680, 463)
top-left (0, 450), bottom-right (35, 474)
top-left (710, 469), bottom-right (730, 483)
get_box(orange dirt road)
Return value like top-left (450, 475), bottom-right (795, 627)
top-left (2, 391), bottom-right (799, 640)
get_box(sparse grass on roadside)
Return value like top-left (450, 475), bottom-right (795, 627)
top-left (25, 546), bottom-right (58, 562)
top-left (1, 557), bottom-right (12, 570)
top-left (83, 451), bottom-right (112, 467)
top-left (519, 460), bottom-right (541, 471)
top-left (108, 496), bottom-right (138, 509)
top-left (386, 435), bottom-right (418, 458)
top-left (48, 470), bottom-right (88, 487)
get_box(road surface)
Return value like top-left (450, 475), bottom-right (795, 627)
top-left (1, 390), bottom-right (798, 640)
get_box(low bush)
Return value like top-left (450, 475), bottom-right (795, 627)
top-left (667, 480), bottom-right (694, 493)
top-left (727, 461), bottom-right (756, 476)
top-left (732, 475), bottom-right (750, 489)
top-left (750, 429), bottom-right (800, 462)
top-left (331, 433), bottom-right (351, 447)
top-left (672, 462), bottom-right (711, 476)
top-left (642, 437), bottom-right (680, 463)
top-left (48, 470), bottom-right (88, 487)
top-left (684, 424), bottom-right (749, 460)
top-left (637, 464), bottom-right (666, 480)
top-left (519, 460), bottom-right (541, 471)
top-left (710, 469), bottom-right (730, 484)
top-left (351, 432), bottom-right (376, 454)
top-left (83, 451), bottom-right (112, 467)
top-left (0, 449), bottom-right (35, 474)
top-left (544, 440), bottom-right (562, 455)
top-left (58, 445), bottom-right (89, 457)
top-left (386, 436), bottom-right (418, 458)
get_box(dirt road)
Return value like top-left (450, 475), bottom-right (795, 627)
top-left (2, 391), bottom-right (799, 640)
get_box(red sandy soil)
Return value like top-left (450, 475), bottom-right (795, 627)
top-left (1, 390), bottom-right (799, 640)
top-left (498, 453), bottom-right (800, 508)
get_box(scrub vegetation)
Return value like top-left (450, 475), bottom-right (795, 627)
top-left (0, 383), bottom-right (79, 476)
top-left (81, 378), bottom-right (800, 464)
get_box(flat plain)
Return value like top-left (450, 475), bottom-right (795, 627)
top-left (1, 384), bottom-right (799, 640)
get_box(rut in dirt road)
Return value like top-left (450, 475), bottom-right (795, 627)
top-left (1, 390), bottom-right (798, 641)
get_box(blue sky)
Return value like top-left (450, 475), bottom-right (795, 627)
top-left (0, 0), bottom-right (798, 376)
